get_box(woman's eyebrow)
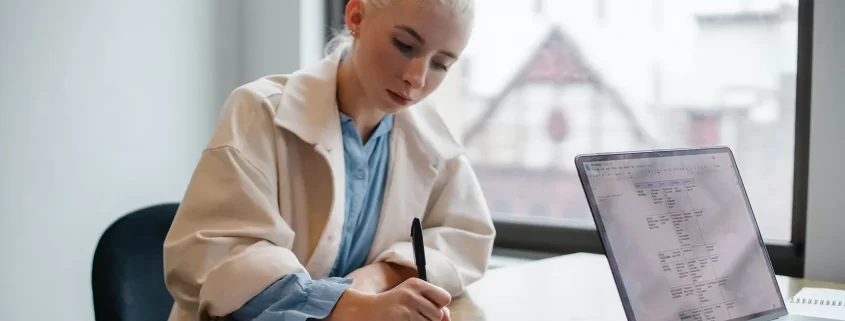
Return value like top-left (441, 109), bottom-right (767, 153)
top-left (396, 25), bottom-right (424, 44)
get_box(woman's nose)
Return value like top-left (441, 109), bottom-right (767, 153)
top-left (402, 58), bottom-right (427, 90)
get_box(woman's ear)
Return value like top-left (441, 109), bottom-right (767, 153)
top-left (345, 0), bottom-right (366, 37)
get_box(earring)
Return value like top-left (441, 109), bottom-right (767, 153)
top-left (350, 30), bottom-right (359, 37)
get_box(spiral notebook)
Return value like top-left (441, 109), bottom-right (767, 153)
top-left (787, 287), bottom-right (845, 320)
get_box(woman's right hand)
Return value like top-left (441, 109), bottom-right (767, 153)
top-left (329, 278), bottom-right (451, 321)
top-left (369, 278), bottom-right (452, 321)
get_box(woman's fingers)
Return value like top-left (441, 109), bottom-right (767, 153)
top-left (410, 278), bottom-right (451, 308)
top-left (441, 306), bottom-right (451, 321)
top-left (413, 293), bottom-right (444, 320)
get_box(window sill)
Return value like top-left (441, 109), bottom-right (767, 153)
top-left (492, 220), bottom-right (804, 277)
top-left (489, 247), bottom-right (553, 269)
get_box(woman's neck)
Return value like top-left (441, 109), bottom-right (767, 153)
top-left (336, 52), bottom-right (385, 143)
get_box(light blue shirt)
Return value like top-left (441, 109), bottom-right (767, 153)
top-left (228, 112), bottom-right (393, 321)
top-left (330, 112), bottom-right (392, 277)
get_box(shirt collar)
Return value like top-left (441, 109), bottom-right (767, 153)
top-left (339, 112), bottom-right (394, 141)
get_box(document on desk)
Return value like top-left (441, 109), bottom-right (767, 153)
top-left (788, 287), bottom-right (845, 320)
top-left (589, 155), bottom-right (784, 321)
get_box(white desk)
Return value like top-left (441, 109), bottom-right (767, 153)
top-left (449, 253), bottom-right (845, 320)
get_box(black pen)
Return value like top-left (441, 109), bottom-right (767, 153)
top-left (411, 217), bottom-right (427, 281)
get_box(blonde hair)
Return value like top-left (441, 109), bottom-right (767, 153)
top-left (324, 0), bottom-right (475, 57)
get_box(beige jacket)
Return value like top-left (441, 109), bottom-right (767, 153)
top-left (163, 52), bottom-right (496, 321)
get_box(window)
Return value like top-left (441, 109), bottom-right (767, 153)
top-left (448, 0), bottom-right (802, 239)
top-left (325, 0), bottom-right (812, 277)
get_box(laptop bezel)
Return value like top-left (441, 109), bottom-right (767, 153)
top-left (574, 146), bottom-right (788, 321)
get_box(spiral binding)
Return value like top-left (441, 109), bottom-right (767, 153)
top-left (789, 297), bottom-right (845, 306)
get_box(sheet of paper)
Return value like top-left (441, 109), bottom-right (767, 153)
top-left (788, 287), bottom-right (845, 320)
top-left (584, 152), bottom-right (783, 321)
top-left (794, 287), bottom-right (845, 303)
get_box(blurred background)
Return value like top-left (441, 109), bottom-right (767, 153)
top-left (431, 0), bottom-right (798, 240)
top-left (2, 0), bottom-right (844, 320)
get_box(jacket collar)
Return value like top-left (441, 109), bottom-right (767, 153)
top-left (273, 51), bottom-right (465, 163)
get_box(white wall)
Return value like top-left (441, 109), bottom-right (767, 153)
top-left (804, 0), bottom-right (845, 283)
top-left (0, 1), bottom-right (322, 320)
top-left (240, 0), bottom-right (325, 83)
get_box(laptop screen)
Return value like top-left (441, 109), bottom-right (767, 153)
top-left (579, 149), bottom-right (786, 321)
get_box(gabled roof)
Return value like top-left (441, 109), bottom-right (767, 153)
top-left (461, 25), bottom-right (665, 147)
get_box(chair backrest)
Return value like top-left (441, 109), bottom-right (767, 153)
top-left (92, 203), bottom-right (179, 321)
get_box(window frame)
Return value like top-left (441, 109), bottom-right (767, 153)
top-left (324, 0), bottom-right (815, 278)
top-left (324, 0), bottom-right (347, 45)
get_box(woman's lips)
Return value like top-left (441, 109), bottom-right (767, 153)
top-left (387, 90), bottom-right (412, 106)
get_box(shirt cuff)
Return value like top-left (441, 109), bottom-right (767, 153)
top-left (298, 277), bottom-right (354, 318)
top-left (230, 273), bottom-right (352, 321)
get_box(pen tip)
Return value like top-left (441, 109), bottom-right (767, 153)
top-left (411, 217), bottom-right (420, 236)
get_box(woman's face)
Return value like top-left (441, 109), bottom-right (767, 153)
top-left (347, 0), bottom-right (472, 114)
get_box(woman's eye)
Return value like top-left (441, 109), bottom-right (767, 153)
top-left (432, 61), bottom-right (449, 71)
top-left (393, 39), bottom-right (413, 53)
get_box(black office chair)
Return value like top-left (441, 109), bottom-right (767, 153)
top-left (92, 203), bottom-right (179, 321)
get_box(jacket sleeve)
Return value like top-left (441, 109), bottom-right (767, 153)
top-left (372, 155), bottom-right (496, 297)
top-left (163, 86), bottom-right (307, 319)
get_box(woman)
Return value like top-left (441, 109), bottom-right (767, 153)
top-left (162, 0), bottom-right (494, 320)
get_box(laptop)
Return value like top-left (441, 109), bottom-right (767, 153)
top-left (574, 146), bottom-right (835, 321)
